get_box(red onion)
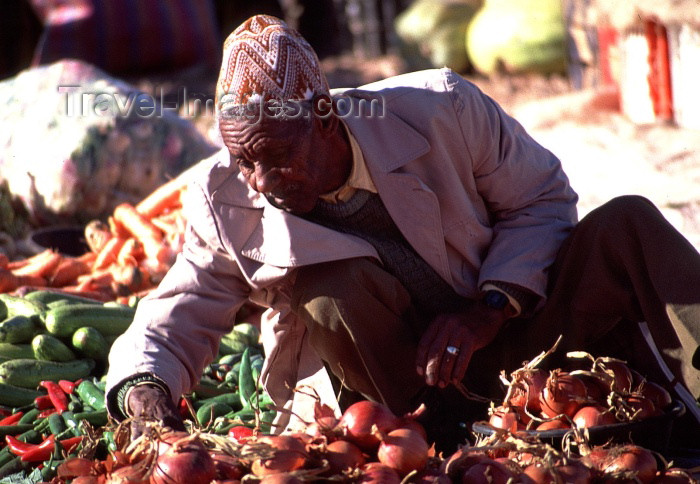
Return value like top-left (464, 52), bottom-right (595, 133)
top-left (488, 405), bottom-right (528, 431)
top-left (247, 435), bottom-right (308, 477)
top-left (638, 381), bottom-right (672, 410)
top-left (339, 401), bottom-right (399, 452)
top-left (360, 462), bottom-right (401, 483)
top-left (150, 435), bottom-right (216, 484)
top-left (324, 439), bottom-right (365, 474)
top-left (539, 370), bottom-right (587, 418)
top-left (599, 445), bottom-right (658, 483)
top-left (508, 368), bottom-right (547, 413)
top-left (572, 405), bottom-right (617, 428)
top-left (376, 427), bottom-right (429, 476)
top-left (461, 458), bottom-right (515, 484)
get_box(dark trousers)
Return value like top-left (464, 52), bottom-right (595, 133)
top-left (291, 196), bottom-right (700, 426)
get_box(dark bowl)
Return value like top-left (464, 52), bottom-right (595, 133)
top-left (28, 226), bottom-right (89, 257)
top-left (472, 399), bottom-right (686, 454)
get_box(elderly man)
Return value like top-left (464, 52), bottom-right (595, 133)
top-left (106, 15), bottom-right (700, 449)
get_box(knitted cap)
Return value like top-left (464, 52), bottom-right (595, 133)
top-left (216, 15), bottom-right (329, 112)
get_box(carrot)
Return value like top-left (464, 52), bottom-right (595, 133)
top-left (11, 249), bottom-right (62, 278)
top-left (56, 285), bottom-right (114, 302)
top-left (6, 249), bottom-right (53, 270)
top-left (0, 268), bottom-right (19, 292)
top-left (76, 251), bottom-right (97, 265)
top-left (136, 176), bottom-right (187, 219)
top-left (0, 253), bottom-right (8, 269)
top-left (49, 257), bottom-right (91, 287)
top-left (108, 215), bottom-right (131, 240)
top-left (84, 220), bottom-right (113, 254)
top-left (117, 238), bottom-right (143, 267)
top-left (93, 236), bottom-right (127, 271)
top-left (113, 203), bottom-right (171, 263)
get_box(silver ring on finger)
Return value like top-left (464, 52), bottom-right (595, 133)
top-left (446, 345), bottom-right (460, 356)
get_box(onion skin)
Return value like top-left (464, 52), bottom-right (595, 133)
top-left (376, 428), bottom-right (429, 476)
top-left (539, 370), bottom-right (587, 418)
top-left (150, 435), bottom-right (216, 484)
top-left (602, 445), bottom-right (658, 484)
top-left (508, 368), bottom-right (547, 413)
top-left (339, 401), bottom-right (399, 452)
top-left (324, 439), bottom-right (365, 474)
top-left (572, 405), bottom-right (617, 428)
top-left (248, 435), bottom-right (308, 477)
top-left (461, 458), bottom-right (515, 484)
top-left (624, 393), bottom-right (660, 420)
top-left (598, 360), bottom-right (634, 393)
top-left (535, 418), bottom-right (569, 431)
top-left (210, 452), bottom-right (245, 481)
top-left (360, 462), bottom-right (401, 483)
top-left (488, 405), bottom-right (527, 431)
top-left (638, 381), bottom-right (672, 410)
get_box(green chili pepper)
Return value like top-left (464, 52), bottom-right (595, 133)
top-left (238, 348), bottom-right (255, 408)
top-left (73, 409), bottom-right (108, 427)
top-left (18, 408), bottom-right (40, 425)
top-left (48, 413), bottom-right (68, 436)
top-left (76, 380), bottom-right (106, 411)
top-left (0, 424), bottom-right (33, 436)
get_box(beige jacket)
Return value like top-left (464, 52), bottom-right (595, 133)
top-left (106, 68), bottom-right (578, 430)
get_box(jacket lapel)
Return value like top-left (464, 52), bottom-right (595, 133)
top-left (230, 98), bottom-right (453, 286)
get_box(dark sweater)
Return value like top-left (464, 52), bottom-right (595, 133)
top-left (306, 190), bottom-right (467, 317)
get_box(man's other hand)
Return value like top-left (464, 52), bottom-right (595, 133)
top-left (127, 384), bottom-right (186, 440)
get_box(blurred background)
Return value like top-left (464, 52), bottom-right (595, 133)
top-left (0, 0), bottom-right (698, 253)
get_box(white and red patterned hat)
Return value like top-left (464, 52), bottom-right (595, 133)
top-left (216, 15), bottom-right (329, 112)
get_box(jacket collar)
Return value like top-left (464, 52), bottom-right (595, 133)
top-left (211, 99), bottom-right (452, 285)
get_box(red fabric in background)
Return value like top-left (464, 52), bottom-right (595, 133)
top-left (30, 0), bottom-right (221, 75)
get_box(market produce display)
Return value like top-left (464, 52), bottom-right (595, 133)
top-left (0, 172), bottom-right (189, 301)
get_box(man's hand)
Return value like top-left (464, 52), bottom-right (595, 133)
top-left (416, 302), bottom-right (508, 388)
top-left (127, 384), bottom-right (186, 440)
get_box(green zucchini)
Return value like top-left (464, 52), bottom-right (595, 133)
top-left (0, 342), bottom-right (34, 359)
top-left (0, 315), bottom-right (37, 344)
top-left (31, 333), bottom-right (76, 362)
top-left (44, 304), bottom-right (136, 337)
top-left (24, 290), bottom-right (102, 307)
top-left (71, 326), bottom-right (109, 360)
top-left (0, 294), bottom-right (46, 322)
top-left (0, 382), bottom-right (42, 407)
top-left (0, 358), bottom-right (95, 389)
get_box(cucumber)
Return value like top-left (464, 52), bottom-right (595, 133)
top-left (0, 343), bottom-right (34, 359)
top-left (31, 334), bottom-right (76, 362)
top-left (0, 294), bottom-right (46, 322)
top-left (0, 382), bottom-right (42, 407)
top-left (0, 300), bottom-right (6, 321)
top-left (0, 315), bottom-right (37, 344)
top-left (0, 358), bottom-right (95, 388)
top-left (44, 304), bottom-right (136, 337)
top-left (72, 326), bottom-right (109, 360)
top-left (24, 290), bottom-right (102, 307)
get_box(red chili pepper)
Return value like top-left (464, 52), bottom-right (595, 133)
top-left (227, 425), bottom-right (254, 443)
top-left (58, 436), bottom-right (83, 454)
top-left (20, 435), bottom-right (55, 462)
top-left (0, 412), bottom-right (24, 426)
top-left (39, 381), bottom-right (69, 414)
top-left (38, 408), bottom-right (57, 418)
top-left (34, 395), bottom-right (54, 410)
top-left (5, 435), bottom-right (38, 456)
top-left (58, 380), bottom-right (78, 394)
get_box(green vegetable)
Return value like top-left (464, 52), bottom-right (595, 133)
top-left (0, 343), bottom-right (34, 360)
top-left (18, 408), bottom-right (40, 425)
top-left (0, 294), bottom-right (46, 322)
top-left (44, 303), bottom-right (135, 337)
top-left (73, 409), bottom-right (108, 427)
top-left (196, 402), bottom-right (233, 427)
top-left (0, 424), bottom-right (33, 436)
top-left (71, 326), bottom-right (109, 359)
top-left (0, 359), bottom-right (95, 389)
top-left (76, 380), bottom-right (106, 410)
top-left (24, 290), bottom-right (101, 307)
top-left (466, 0), bottom-right (567, 76)
top-left (0, 382), bottom-right (42, 407)
top-left (31, 333), bottom-right (76, 362)
top-left (238, 348), bottom-right (255, 408)
top-left (0, 315), bottom-right (37, 344)
top-left (48, 413), bottom-right (68, 436)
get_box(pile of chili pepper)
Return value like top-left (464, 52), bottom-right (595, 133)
top-left (0, 377), bottom-right (110, 480)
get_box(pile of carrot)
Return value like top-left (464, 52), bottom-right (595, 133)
top-left (0, 175), bottom-right (188, 302)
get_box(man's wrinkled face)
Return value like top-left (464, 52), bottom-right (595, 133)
top-left (219, 110), bottom-right (327, 214)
